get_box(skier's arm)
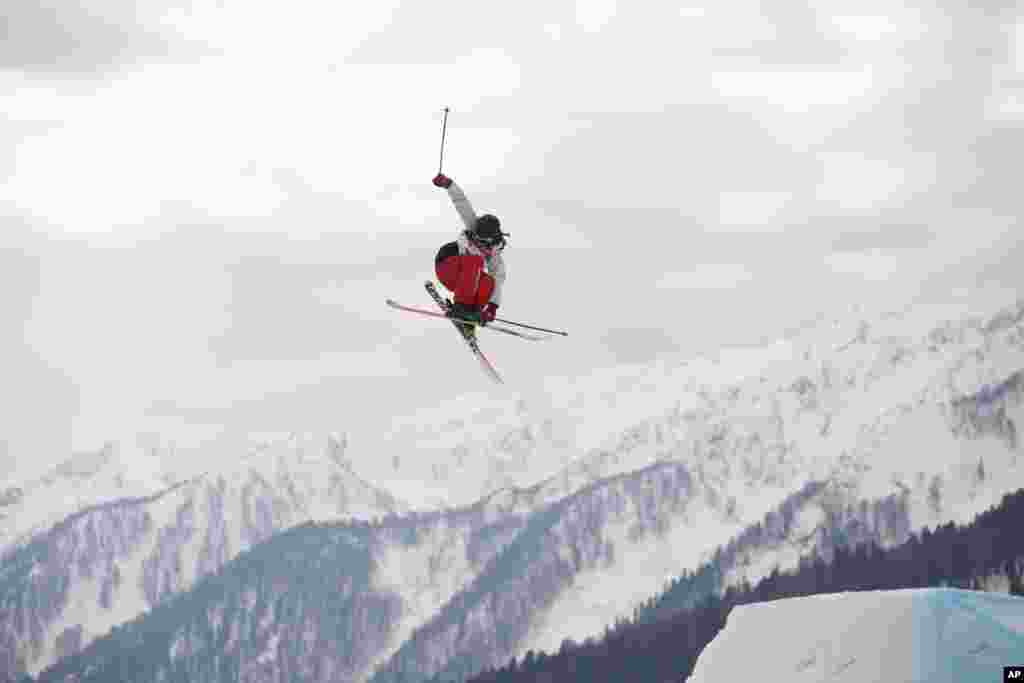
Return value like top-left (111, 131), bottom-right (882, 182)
top-left (446, 181), bottom-right (478, 232)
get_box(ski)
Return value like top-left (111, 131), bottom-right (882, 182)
top-left (385, 299), bottom-right (547, 341)
top-left (381, 283), bottom-right (503, 384)
top-left (466, 337), bottom-right (504, 385)
top-left (420, 281), bottom-right (504, 384)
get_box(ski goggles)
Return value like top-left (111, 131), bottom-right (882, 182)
top-left (470, 232), bottom-right (509, 249)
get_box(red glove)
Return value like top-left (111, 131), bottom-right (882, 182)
top-left (432, 173), bottom-right (453, 189)
top-left (481, 302), bottom-right (498, 324)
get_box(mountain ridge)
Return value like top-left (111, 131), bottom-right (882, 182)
top-left (0, 434), bottom-right (408, 678)
top-left (4, 293), bottom-right (1022, 682)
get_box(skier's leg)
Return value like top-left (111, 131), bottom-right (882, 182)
top-left (453, 255), bottom-right (485, 306)
top-left (435, 257), bottom-right (461, 294)
top-left (473, 273), bottom-right (495, 307)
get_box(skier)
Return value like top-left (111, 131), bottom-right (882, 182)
top-left (431, 173), bottom-right (509, 333)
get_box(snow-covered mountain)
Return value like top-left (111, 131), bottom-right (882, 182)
top-left (377, 373), bottom-right (1024, 679)
top-left (688, 588), bottom-right (1024, 682)
top-left (513, 297), bottom-right (1024, 652)
top-left (356, 294), bottom-right (1024, 677)
top-left (25, 503), bottom-right (537, 683)
top-left (0, 440), bottom-right (173, 555)
top-left (8, 294), bottom-right (1024, 683)
top-left (354, 296), bottom-right (1024, 515)
top-left (0, 433), bottom-right (406, 679)
top-left (348, 294), bottom-right (1024, 660)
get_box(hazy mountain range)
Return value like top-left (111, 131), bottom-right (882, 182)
top-left (2, 293), bottom-right (1022, 682)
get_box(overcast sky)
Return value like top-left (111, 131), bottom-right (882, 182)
top-left (3, 0), bottom-right (1022, 480)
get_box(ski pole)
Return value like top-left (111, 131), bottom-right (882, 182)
top-left (438, 106), bottom-right (450, 174)
top-left (493, 317), bottom-right (569, 337)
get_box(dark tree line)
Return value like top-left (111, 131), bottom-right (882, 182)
top-left (14, 488), bottom-right (1024, 683)
top-left (25, 522), bottom-right (387, 683)
top-left (457, 487), bottom-right (1024, 683)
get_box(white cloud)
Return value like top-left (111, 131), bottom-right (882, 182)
top-left (544, 24), bottom-right (564, 41)
top-left (3, 47), bottom-right (524, 236)
top-left (824, 8), bottom-right (928, 45)
top-left (824, 248), bottom-right (907, 282)
top-left (815, 153), bottom-right (916, 211)
top-left (986, 21), bottom-right (1024, 121)
top-left (575, 0), bottom-right (618, 33)
top-left (160, 0), bottom-right (404, 65)
top-left (711, 68), bottom-right (877, 113)
top-left (3, 0), bottom-right (1020, 473)
top-left (1016, 20), bottom-right (1024, 70)
top-left (219, 349), bottom-right (412, 388)
top-left (829, 15), bottom-right (900, 42)
top-left (688, 1), bottom-right (778, 50)
top-left (1, 0), bottom-right (181, 72)
top-left (717, 192), bottom-right (792, 227)
top-left (657, 264), bottom-right (754, 291)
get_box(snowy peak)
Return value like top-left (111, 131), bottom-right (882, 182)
top-left (191, 431), bottom-right (407, 529)
top-left (0, 432), bottom-right (403, 557)
top-left (509, 296), bottom-right (1022, 514)
top-left (224, 432), bottom-right (355, 482)
top-left (0, 440), bottom-right (172, 554)
top-left (359, 397), bottom-right (582, 510)
top-left (356, 295), bottom-right (1024, 679)
top-left (0, 432), bottom-right (407, 678)
top-left (351, 296), bottom-right (1024, 522)
top-left (5, 294), bottom-right (1023, 682)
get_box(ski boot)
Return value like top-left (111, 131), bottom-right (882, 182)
top-left (447, 301), bottom-right (482, 338)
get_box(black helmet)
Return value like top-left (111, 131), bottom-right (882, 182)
top-left (470, 214), bottom-right (508, 248)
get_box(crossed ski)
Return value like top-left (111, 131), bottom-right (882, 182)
top-left (384, 300), bottom-right (547, 341)
top-left (423, 281), bottom-right (504, 383)
top-left (386, 281), bottom-right (567, 384)
top-left (386, 282), bottom-right (565, 384)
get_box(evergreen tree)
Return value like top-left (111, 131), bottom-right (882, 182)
top-left (467, 487), bottom-right (1024, 683)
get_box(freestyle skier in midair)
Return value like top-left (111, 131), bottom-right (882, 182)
top-left (384, 109), bottom-right (565, 383)
top-left (431, 172), bottom-right (509, 334)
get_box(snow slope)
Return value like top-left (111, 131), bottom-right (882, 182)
top-left (0, 440), bottom-right (172, 554)
top-left (0, 433), bottom-right (407, 678)
top-left (369, 293), bottom-right (1024, 681)
top-left (0, 431), bottom-right (402, 556)
top-left (10, 294), bottom-right (1024, 683)
top-left (688, 589), bottom-right (1024, 682)
top-left (353, 294), bottom-right (1024, 514)
top-left (494, 296), bottom-right (1024, 657)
